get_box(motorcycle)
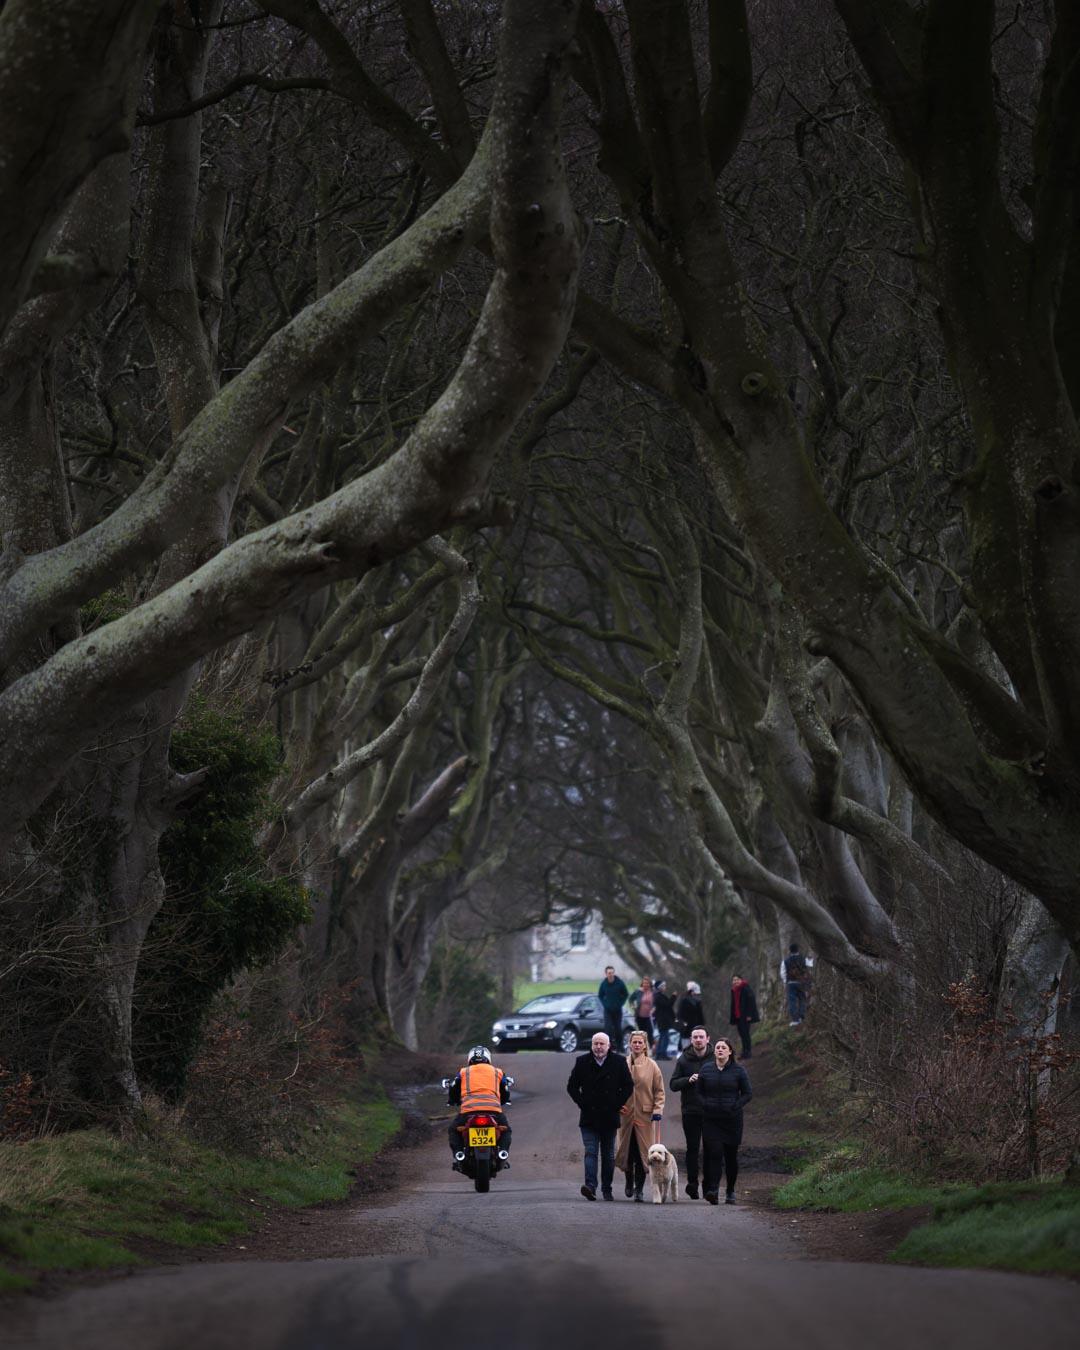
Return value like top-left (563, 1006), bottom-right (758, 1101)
top-left (442, 1075), bottom-right (514, 1193)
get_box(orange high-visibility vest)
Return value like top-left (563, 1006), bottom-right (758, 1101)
top-left (458, 1062), bottom-right (504, 1113)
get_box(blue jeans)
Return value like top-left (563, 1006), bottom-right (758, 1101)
top-left (580, 1126), bottom-right (617, 1195)
top-left (787, 981), bottom-right (807, 1022)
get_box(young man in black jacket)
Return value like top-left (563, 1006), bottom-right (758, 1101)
top-left (566, 1031), bottom-right (635, 1201)
top-left (669, 1025), bottom-right (710, 1198)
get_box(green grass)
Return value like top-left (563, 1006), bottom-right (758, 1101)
top-left (772, 1142), bottom-right (1080, 1276)
top-left (512, 979), bottom-right (596, 1005)
top-left (0, 1093), bottom-right (401, 1291)
top-left (773, 1147), bottom-right (961, 1212)
top-left (892, 1183), bottom-right (1080, 1275)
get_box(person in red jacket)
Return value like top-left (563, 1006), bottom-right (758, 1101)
top-left (447, 1046), bottom-right (512, 1170)
top-left (729, 975), bottom-right (760, 1059)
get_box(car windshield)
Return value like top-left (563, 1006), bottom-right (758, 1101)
top-left (516, 995), bottom-right (585, 1014)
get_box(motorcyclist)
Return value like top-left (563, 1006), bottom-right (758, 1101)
top-left (447, 1046), bottom-right (512, 1170)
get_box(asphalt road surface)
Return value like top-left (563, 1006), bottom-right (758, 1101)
top-left (8, 1052), bottom-right (1079, 1349)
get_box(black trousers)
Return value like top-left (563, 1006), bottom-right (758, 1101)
top-left (626, 1132), bottom-right (646, 1193)
top-left (681, 1113), bottom-right (704, 1185)
top-left (449, 1111), bottom-right (511, 1153)
top-left (701, 1118), bottom-right (739, 1196)
top-left (603, 1008), bottom-right (624, 1048)
top-left (734, 1019), bottom-right (753, 1057)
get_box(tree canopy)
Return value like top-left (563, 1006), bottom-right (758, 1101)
top-left (1, 0), bottom-right (1077, 1113)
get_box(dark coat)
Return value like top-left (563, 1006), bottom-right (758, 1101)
top-left (669, 1045), bottom-right (711, 1116)
top-left (598, 976), bottom-right (629, 1012)
top-left (729, 984), bottom-right (759, 1026)
top-left (566, 1050), bottom-right (635, 1132)
top-left (653, 989), bottom-right (676, 1031)
top-left (697, 1059), bottom-right (752, 1146)
top-left (676, 993), bottom-right (704, 1036)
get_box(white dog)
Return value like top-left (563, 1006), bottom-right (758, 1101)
top-left (646, 1143), bottom-right (679, 1204)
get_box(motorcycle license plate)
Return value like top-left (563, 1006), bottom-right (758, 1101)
top-left (468, 1126), bottom-right (496, 1147)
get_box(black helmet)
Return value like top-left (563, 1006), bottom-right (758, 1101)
top-left (467, 1046), bottom-right (492, 1065)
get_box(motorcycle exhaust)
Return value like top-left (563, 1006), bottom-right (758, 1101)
top-left (454, 1151), bottom-right (466, 1162)
top-left (497, 1150), bottom-right (509, 1161)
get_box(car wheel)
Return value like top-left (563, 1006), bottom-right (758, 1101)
top-left (559, 1025), bottom-right (579, 1053)
top-left (621, 1029), bottom-right (632, 1054)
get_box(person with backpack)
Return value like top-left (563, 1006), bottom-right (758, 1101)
top-left (782, 943), bottom-right (809, 1025)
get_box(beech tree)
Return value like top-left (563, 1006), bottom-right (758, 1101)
top-left (563, 0), bottom-right (1080, 958)
top-left (0, 0), bottom-right (582, 1106)
top-left (2, 0), bottom-right (1076, 1116)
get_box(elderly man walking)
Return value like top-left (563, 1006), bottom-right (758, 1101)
top-left (567, 1031), bottom-right (634, 1201)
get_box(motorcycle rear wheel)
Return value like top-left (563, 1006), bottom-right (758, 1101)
top-left (474, 1148), bottom-right (492, 1193)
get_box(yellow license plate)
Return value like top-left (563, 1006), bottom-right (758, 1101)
top-left (468, 1126), bottom-right (496, 1147)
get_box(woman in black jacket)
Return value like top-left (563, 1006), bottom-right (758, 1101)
top-left (696, 1036), bottom-right (752, 1205)
top-left (676, 982), bottom-right (704, 1045)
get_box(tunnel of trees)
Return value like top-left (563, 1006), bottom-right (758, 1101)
top-left (1, 0), bottom-right (1078, 1174)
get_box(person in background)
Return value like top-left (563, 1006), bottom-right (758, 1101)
top-left (669, 1024), bottom-right (710, 1198)
top-left (629, 976), bottom-right (656, 1043)
top-left (697, 1036), bottom-right (752, 1205)
top-left (729, 974), bottom-right (759, 1059)
top-left (652, 978), bottom-right (676, 1060)
top-left (615, 1028), bottom-right (665, 1202)
top-left (781, 943), bottom-right (810, 1026)
top-left (677, 981), bottom-right (704, 1045)
top-left (598, 964), bottom-right (629, 1050)
top-left (566, 1031), bottom-right (635, 1201)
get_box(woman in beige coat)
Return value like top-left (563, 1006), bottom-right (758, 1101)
top-left (615, 1029), bottom-right (665, 1201)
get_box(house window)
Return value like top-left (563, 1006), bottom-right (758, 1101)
top-left (569, 917), bottom-right (588, 949)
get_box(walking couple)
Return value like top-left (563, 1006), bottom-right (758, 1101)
top-left (566, 1029), bottom-right (664, 1201)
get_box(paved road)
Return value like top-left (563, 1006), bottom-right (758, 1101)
top-left (8, 1052), bottom-right (1079, 1348)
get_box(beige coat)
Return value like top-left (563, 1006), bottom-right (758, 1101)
top-left (615, 1053), bottom-right (665, 1172)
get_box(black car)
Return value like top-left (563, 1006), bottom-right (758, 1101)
top-left (491, 993), bottom-right (634, 1054)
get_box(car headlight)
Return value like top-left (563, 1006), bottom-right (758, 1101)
top-left (492, 1021), bottom-right (505, 1032)
top-left (541, 1020), bottom-right (558, 1029)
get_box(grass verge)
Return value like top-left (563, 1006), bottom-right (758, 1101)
top-left (892, 1183), bottom-right (1080, 1275)
top-left (512, 979), bottom-right (594, 1004)
top-left (773, 1146), bottom-right (1080, 1275)
top-left (772, 1146), bottom-right (960, 1212)
top-left (0, 1091), bottom-right (400, 1291)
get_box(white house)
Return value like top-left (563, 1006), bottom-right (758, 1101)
top-left (528, 909), bottom-right (635, 982)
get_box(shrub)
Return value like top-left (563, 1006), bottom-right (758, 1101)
top-left (181, 977), bottom-right (360, 1153)
top-left (416, 944), bottom-right (501, 1051)
top-left (132, 700), bottom-right (310, 1097)
top-left (810, 974), bottom-right (1080, 1183)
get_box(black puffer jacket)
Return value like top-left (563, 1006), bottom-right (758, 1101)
top-left (696, 1059), bottom-right (752, 1117)
top-left (677, 993), bottom-right (704, 1036)
top-left (669, 1046), bottom-right (711, 1116)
